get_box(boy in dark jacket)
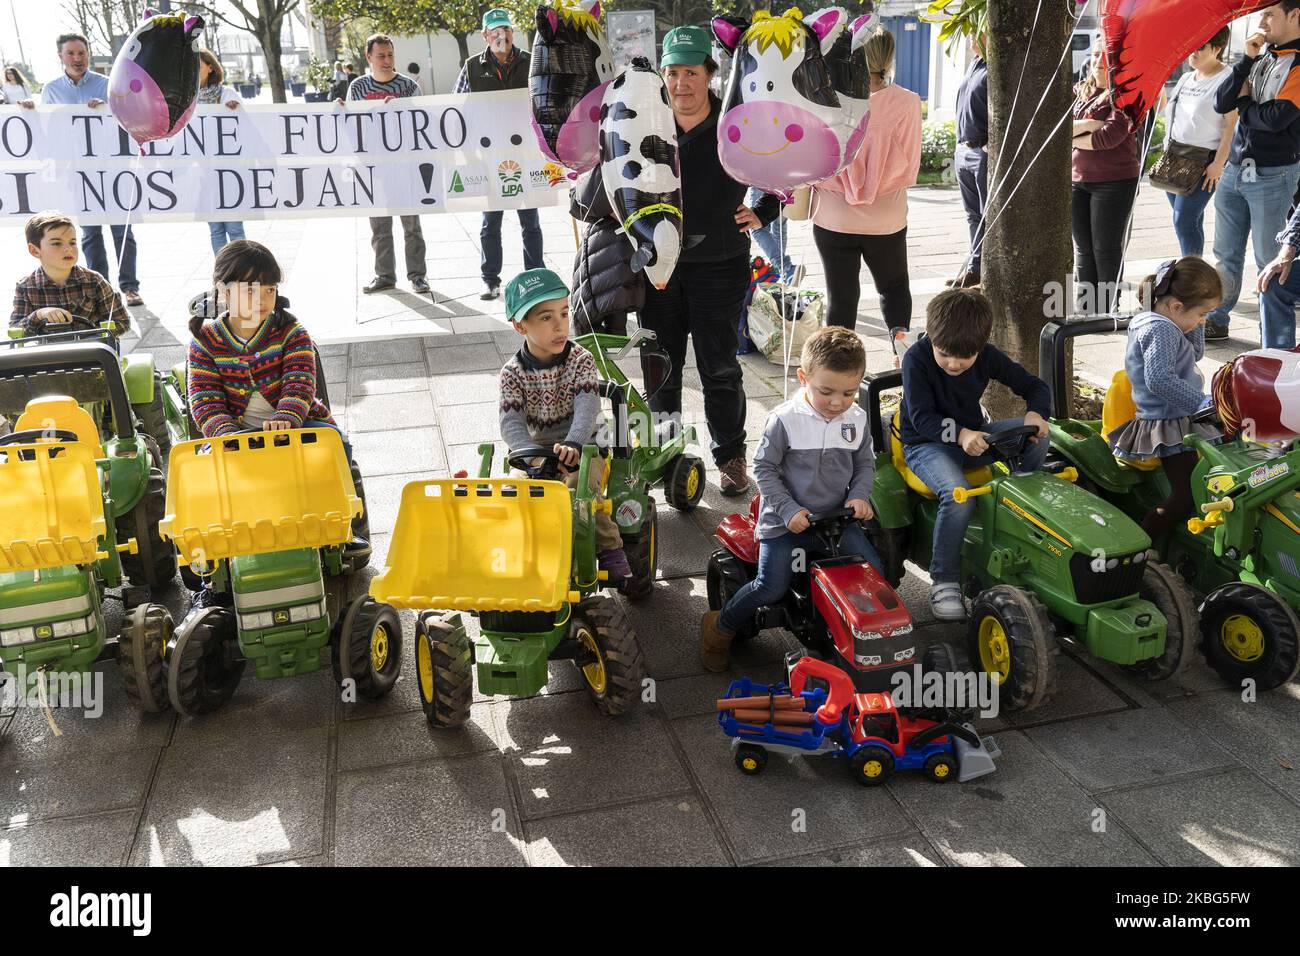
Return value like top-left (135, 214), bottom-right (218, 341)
top-left (900, 289), bottom-right (1051, 621)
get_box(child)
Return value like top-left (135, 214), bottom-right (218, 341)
top-left (11, 211), bottom-right (130, 337)
top-left (900, 288), bottom-right (1052, 621)
top-left (499, 268), bottom-right (631, 579)
top-left (1109, 256), bottom-right (1222, 541)
top-left (186, 240), bottom-right (367, 556)
top-left (699, 327), bottom-right (883, 672)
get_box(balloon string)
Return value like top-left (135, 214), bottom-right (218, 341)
top-left (111, 150), bottom-right (143, 313)
top-left (984, 0), bottom-right (1044, 194)
top-left (1111, 108), bottom-right (1161, 315)
top-left (953, 0), bottom-right (1079, 283)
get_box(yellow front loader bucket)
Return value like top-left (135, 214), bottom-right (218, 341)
top-left (0, 441), bottom-right (107, 572)
top-left (371, 478), bottom-right (573, 613)
top-left (161, 428), bottom-right (360, 564)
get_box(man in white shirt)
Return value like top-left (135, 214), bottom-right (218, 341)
top-left (41, 33), bottom-right (145, 307)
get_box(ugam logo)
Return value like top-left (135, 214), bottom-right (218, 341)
top-left (497, 160), bottom-right (523, 198)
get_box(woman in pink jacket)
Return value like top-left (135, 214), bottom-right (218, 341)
top-left (812, 27), bottom-right (923, 332)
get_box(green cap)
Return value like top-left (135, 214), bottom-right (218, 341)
top-left (661, 25), bottom-right (711, 67)
top-left (482, 8), bottom-right (512, 30)
top-left (505, 268), bottom-right (569, 323)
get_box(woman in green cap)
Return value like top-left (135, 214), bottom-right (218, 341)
top-left (638, 25), bottom-right (780, 496)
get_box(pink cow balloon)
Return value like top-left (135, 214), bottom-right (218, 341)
top-left (713, 6), bottom-right (872, 200)
top-left (108, 10), bottom-right (204, 149)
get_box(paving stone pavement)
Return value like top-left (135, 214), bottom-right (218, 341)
top-left (1, 185), bottom-right (1296, 867)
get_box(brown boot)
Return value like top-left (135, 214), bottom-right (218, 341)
top-left (699, 611), bottom-right (736, 672)
top-left (718, 457), bottom-right (751, 497)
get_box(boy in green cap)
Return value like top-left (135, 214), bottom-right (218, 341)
top-left (499, 268), bottom-right (630, 579)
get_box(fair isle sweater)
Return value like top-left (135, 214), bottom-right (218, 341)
top-left (187, 310), bottom-right (334, 438)
top-left (499, 340), bottom-right (602, 452)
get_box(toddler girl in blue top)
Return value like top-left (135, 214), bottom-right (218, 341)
top-left (1108, 256), bottom-right (1222, 542)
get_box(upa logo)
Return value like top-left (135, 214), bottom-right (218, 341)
top-left (50, 886), bottom-right (151, 936)
top-left (497, 159), bottom-right (524, 198)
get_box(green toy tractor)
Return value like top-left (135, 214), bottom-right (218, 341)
top-left (371, 443), bottom-right (646, 728)
top-left (574, 329), bottom-right (706, 600)
top-left (159, 427), bottom-right (400, 716)
top-left (0, 341), bottom-right (176, 713)
top-left (8, 317), bottom-right (171, 457)
top-left (1040, 317), bottom-right (1300, 689)
top-left (860, 369), bottom-right (1198, 712)
top-left (0, 335), bottom-right (174, 590)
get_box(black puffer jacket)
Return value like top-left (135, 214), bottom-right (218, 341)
top-left (569, 168), bottom-right (643, 334)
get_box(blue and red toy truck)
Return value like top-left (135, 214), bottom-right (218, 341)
top-left (717, 656), bottom-right (1001, 785)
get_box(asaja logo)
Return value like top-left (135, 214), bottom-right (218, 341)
top-left (449, 171), bottom-right (465, 193)
top-left (497, 159), bottom-right (523, 198)
top-left (447, 169), bottom-right (488, 194)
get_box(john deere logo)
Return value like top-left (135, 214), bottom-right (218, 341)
top-left (36, 624), bottom-right (53, 639)
top-left (497, 159), bottom-right (523, 197)
top-left (273, 609), bottom-right (290, 625)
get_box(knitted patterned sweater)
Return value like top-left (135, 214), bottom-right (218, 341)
top-left (499, 340), bottom-right (602, 451)
top-left (188, 309), bottom-right (334, 438)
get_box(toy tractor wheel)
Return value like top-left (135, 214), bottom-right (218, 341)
top-left (967, 586), bottom-right (1057, 713)
top-left (572, 597), bottom-right (645, 716)
top-left (622, 498), bottom-right (657, 603)
top-left (131, 371), bottom-right (171, 458)
top-left (915, 641), bottom-right (977, 722)
top-left (664, 453), bottom-right (706, 512)
top-left (118, 602), bottom-right (172, 713)
top-left (165, 606), bottom-right (244, 716)
top-left (1123, 560), bottom-right (1199, 681)
top-left (116, 455), bottom-right (177, 590)
top-left (706, 550), bottom-right (757, 643)
top-left (849, 745), bottom-right (894, 787)
top-left (735, 743), bottom-right (767, 776)
top-left (863, 517), bottom-right (909, 588)
top-left (923, 752), bottom-right (957, 783)
top-left (1198, 582), bottom-right (1300, 691)
top-left (333, 596), bottom-right (402, 700)
top-left (414, 611), bottom-right (472, 728)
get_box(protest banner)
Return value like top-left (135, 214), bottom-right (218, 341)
top-left (0, 89), bottom-right (570, 225)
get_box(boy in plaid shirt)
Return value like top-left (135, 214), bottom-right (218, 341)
top-left (11, 212), bottom-right (130, 337)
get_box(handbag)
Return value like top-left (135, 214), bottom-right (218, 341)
top-left (1148, 76), bottom-right (1216, 197)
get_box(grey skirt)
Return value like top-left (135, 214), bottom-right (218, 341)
top-left (1109, 416), bottom-right (1220, 459)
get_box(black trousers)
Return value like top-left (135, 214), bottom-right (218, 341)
top-left (1071, 177), bottom-right (1138, 315)
top-left (813, 224), bottom-right (912, 331)
top-left (638, 254), bottom-right (749, 467)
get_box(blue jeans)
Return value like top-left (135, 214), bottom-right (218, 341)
top-left (1259, 258), bottom-right (1300, 350)
top-left (746, 187), bottom-right (793, 279)
top-left (81, 225), bottom-right (138, 292)
top-left (956, 145), bottom-right (988, 276)
top-left (719, 523), bottom-right (883, 634)
top-left (481, 208), bottom-right (543, 285)
top-left (208, 221), bottom-right (246, 254)
top-left (1207, 161), bottom-right (1300, 334)
top-left (1165, 184), bottom-right (1215, 257)
top-left (903, 421), bottom-right (1050, 584)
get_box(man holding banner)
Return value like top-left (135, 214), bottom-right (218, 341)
top-left (454, 9), bottom-right (545, 300)
top-left (42, 33), bottom-right (144, 308)
top-left (346, 33), bottom-right (431, 296)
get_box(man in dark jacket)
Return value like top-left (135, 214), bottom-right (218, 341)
top-left (952, 36), bottom-right (988, 289)
top-left (1205, 1), bottom-right (1300, 339)
top-left (454, 8), bottom-right (544, 299)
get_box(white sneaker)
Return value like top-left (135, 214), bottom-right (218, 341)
top-left (930, 583), bottom-right (966, 621)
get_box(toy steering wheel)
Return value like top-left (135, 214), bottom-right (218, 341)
top-left (805, 507), bottom-right (859, 554)
top-left (1190, 403), bottom-right (1221, 427)
top-left (507, 445), bottom-right (564, 480)
top-left (0, 428), bottom-right (81, 446)
top-left (982, 424), bottom-right (1041, 470)
top-left (36, 314), bottom-right (103, 333)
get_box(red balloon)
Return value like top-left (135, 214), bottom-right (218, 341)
top-left (1101, 0), bottom-right (1273, 122)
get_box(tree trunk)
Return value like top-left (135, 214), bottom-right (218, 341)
top-left (259, 19), bottom-right (287, 104)
top-left (455, 31), bottom-right (470, 66)
top-left (982, 0), bottom-right (1074, 418)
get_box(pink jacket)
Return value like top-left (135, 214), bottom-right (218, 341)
top-left (812, 84), bottom-right (923, 236)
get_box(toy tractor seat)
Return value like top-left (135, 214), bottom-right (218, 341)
top-left (1101, 370), bottom-right (1161, 472)
top-left (889, 410), bottom-right (992, 500)
top-left (14, 395), bottom-right (105, 459)
top-left (161, 427), bottom-right (361, 565)
top-left (0, 438), bottom-right (108, 571)
top-left (371, 477), bottom-right (575, 614)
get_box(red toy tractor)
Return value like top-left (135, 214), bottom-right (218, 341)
top-left (708, 495), bottom-right (916, 691)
